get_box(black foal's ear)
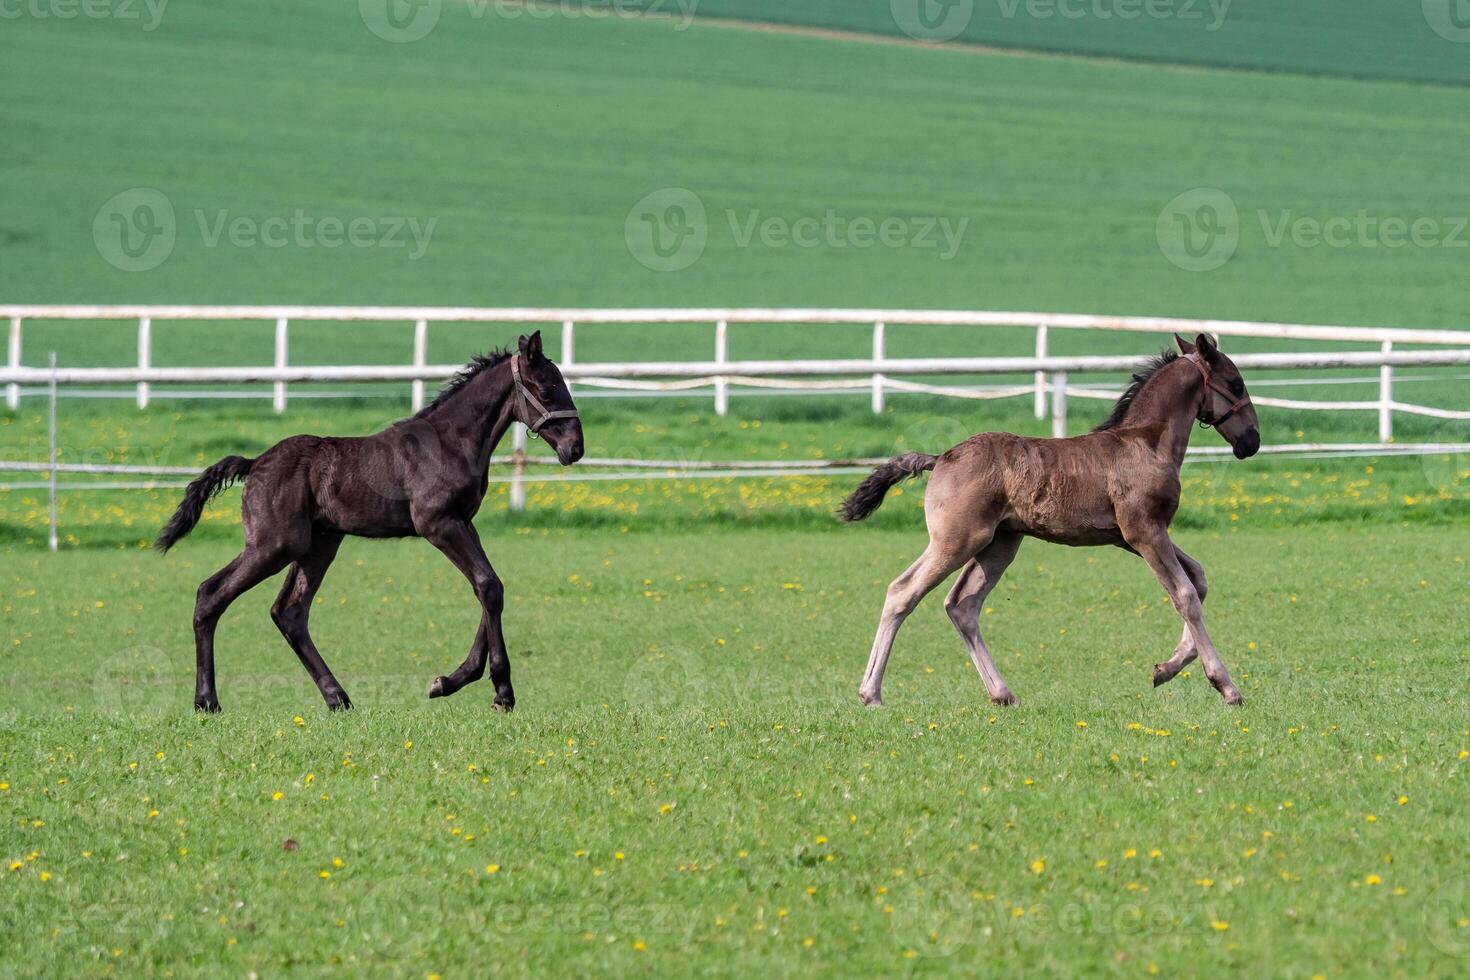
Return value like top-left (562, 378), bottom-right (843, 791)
top-left (1174, 333), bottom-right (1197, 355)
top-left (526, 330), bottom-right (544, 359)
top-left (1195, 332), bottom-right (1219, 359)
top-left (517, 334), bottom-right (530, 355)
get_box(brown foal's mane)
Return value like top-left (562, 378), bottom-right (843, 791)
top-left (1091, 349), bottom-right (1180, 432)
top-left (412, 348), bottom-right (514, 419)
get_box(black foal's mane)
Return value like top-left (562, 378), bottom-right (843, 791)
top-left (1092, 349), bottom-right (1180, 432)
top-left (412, 347), bottom-right (514, 419)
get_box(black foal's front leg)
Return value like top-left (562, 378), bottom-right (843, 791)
top-left (421, 518), bottom-right (514, 710)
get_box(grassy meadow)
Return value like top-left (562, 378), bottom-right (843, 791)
top-left (3, 526), bottom-right (1469, 976)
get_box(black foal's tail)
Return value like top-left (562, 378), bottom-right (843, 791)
top-left (155, 455), bottom-right (254, 553)
top-left (840, 452), bottom-right (938, 523)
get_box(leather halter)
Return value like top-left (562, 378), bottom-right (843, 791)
top-left (510, 354), bottom-right (579, 436)
top-left (1183, 350), bottom-right (1249, 428)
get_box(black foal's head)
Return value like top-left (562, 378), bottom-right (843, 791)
top-left (515, 331), bottom-right (584, 465)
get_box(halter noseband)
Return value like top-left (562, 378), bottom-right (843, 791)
top-left (510, 354), bottom-right (579, 437)
top-left (1183, 350), bottom-right (1249, 429)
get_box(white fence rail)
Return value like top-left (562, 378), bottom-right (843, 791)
top-left (3, 307), bottom-right (1469, 549)
top-left (5, 306), bottom-right (1470, 441)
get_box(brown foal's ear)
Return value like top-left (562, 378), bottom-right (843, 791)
top-left (1195, 332), bottom-right (1219, 360)
top-left (1174, 333), bottom-right (1197, 355)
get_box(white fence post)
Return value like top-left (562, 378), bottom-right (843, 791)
top-left (1379, 340), bottom-right (1393, 443)
top-left (562, 319), bottom-right (575, 397)
top-left (5, 316), bottom-right (19, 410)
top-left (273, 317), bottom-right (289, 414)
top-left (1034, 325), bottom-right (1048, 420)
top-left (411, 318), bottom-right (428, 412)
top-left (871, 321), bottom-right (885, 415)
top-left (48, 352), bottom-right (58, 553)
top-left (136, 316), bottom-right (151, 410)
top-left (1051, 370), bottom-right (1068, 439)
top-left (509, 423), bottom-right (527, 512)
top-left (714, 319), bottom-right (728, 417)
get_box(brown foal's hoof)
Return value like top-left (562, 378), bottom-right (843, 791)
top-left (1222, 689), bottom-right (1244, 707)
top-left (858, 690), bottom-right (883, 709)
top-left (1152, 663), bottom-right (1173, 687)
top-left (990, 691), bottom-right (1018, 707)
top-left (428, 676), bottom-right (449, 699)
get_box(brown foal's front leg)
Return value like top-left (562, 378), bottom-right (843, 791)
top-left (1128, 530), bottom-right (1242, 705)
top-left (421, 518), bottom-right (514, 710)
top-left (1152, 546), bottom-right (1206, 687)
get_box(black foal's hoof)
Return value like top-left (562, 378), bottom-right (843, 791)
top-left (428, 676), bottom-right (450, 699)
top-left (194, 699), bottom-right (221, 714)
top-left (492, 699), bottom-right (515, 713)
top-left (327, 696), bottom-right (354, 712)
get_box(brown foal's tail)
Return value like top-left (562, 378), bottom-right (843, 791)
top-left (155, 455), bottom-right (254, 553)
top-left (840, 453), bottom-right (937, 523)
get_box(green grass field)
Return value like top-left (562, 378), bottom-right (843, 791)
top-left (2, 526), bottom-right (1468, 975)
top-left (4, 1), bottom-right (1470, 976)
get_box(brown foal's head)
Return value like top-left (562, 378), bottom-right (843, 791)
top-left (514, 331), bottom-right (584, 465)
top-left (1175, 333), bottom-right (1260, 459)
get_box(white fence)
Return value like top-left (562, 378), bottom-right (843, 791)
top-left (5, 305), bottom-right (1470, 441)
top-left (3, 307), bottom-right (1469, 549)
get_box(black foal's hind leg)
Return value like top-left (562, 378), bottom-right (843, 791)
top-left (421, 518), bottom-right (513, 710)
top-left (271, 532), bottom-right (351, 710)
top-left (193, 546), bottom-right (292, 712)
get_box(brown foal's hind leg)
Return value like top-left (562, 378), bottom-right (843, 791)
top-left (858, 543), bottom-right (975, 708)
top-left (944, 530), bottom-right (1023, 706)
top-left (270, 532), bottom-right (352, 710)
top-left (1127, 530), bottom-right (1242, 705)
top-left (192, 546), bottom-right (294, 712)
top-left (421, 518), bottom-right (514, 710)
top-left (1153, 546), bottom-right (1206, 688)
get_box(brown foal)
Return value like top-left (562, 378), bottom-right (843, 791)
top-left (841, 333), bottom-right (1261, 708)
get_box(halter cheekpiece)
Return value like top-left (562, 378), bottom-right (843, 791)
top-left (1183, 350), bottom-right (1249, 429)
top-left (510, 354), bottom-right (579, 436)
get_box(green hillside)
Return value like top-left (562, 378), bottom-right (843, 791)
top-left (626, 0), bottom-right (1470, 87)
